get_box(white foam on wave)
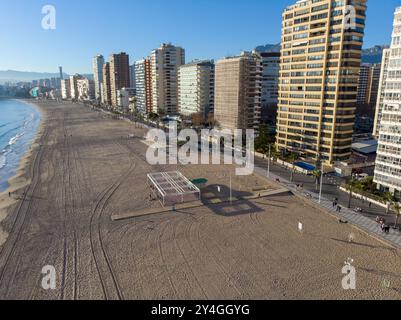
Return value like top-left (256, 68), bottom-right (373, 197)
top-left (8, 132), bottom-right (25, 146)
top-left (0, 154), bottom-right (6, 170)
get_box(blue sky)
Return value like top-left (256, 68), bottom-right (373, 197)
top-left (0, 0), bottom-right (399, 74)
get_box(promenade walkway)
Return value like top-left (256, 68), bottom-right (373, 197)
top-left (254, 166), bottom-right (401, 249)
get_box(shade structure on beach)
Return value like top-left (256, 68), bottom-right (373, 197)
top-left (147, 171), bottom-right (201, 206)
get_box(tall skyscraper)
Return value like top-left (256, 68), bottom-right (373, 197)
top-left (59, 66), bottom-right (63, 80)
top-left (102, 62), bottom-right (112, 106)
top-left (214, 52), bottom-right (262, 132)
top-left (373, 48), bottom-right (391, 138)
top-left (92, 55), bottom-right (105, 100)
top-left (357, 63), bottom-right (381, 108)
top-left (357, 64), bottom-right (371, 106)
top-left (374, 7), bottom-right (401, 197)
top-left (135, 58), bottom-right (153, 114)
top-left (260, 52), bottom-right (280, 122)
top-left (276, 0), bottom-right (367, 164)
top-left (151, 43), bottom-right (185, 115)
top-left (178, 60), bottom-right (214, 118)
top-left (109, 52), bottom-right (130, 107)
top-left (129, 64), bottom-right (136, 93)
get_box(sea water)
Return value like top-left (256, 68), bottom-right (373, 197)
top-left (0, 99), bottom-right (41, 192)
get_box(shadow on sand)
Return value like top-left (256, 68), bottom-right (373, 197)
top-left (200, 184), bottom-right (264, 217)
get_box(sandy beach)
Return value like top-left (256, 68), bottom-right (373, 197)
top-left (0, 101), bottom-right (400, 300)
top-left (0, 100), bottom-right (44, 247)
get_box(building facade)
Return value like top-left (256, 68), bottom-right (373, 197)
top-left (109, 52), bottom-right (130, 107)
top-left (69, 74), bottom-right (85, 100)
top-left (260, 52), bottom-right (280, 122)
top-left (92, 54), bottom-right (105, 100)
top-left (357, 63), bottom-right (381, 108)
top-left (178, 60), bottom-right (214, 118)
top-left (373, 48), bottom-right (391, 137)
top-left (214, 52), bottom-right (262, 132)
top-left (76, 78), bottom-right (95, 101)
top-left (276, 0), bottom-right (367, 164)
top-left (61, 79), bottom-right (71, 99)
top-left (135, 58), bottom-right (153, 114)
top-left (151, 43), bottom-right (185, 115)
top-left (374, 7), bottom-right (401, 197)
top-left (357, 64), bottom-right (371, 106)
top-left (102, 62), bottom-right (112, 106)
top-left (129, 64), bottom-right (136, 95)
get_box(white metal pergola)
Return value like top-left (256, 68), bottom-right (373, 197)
top-left (147, 171), bottom-right (201, 206)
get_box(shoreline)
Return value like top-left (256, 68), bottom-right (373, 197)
top-left (0, 99), bottom-right (45, 246)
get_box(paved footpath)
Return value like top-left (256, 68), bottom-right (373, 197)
top-left (254, 166), bottom-right (401, 249)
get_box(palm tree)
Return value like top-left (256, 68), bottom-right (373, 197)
top-left (383, 192), bottom-right (394, 215)
top-left (312, 170), bottom-right (321, 191)
top-left (392, 202), bottom-right (401, 228)
top-left (345, 179), bottom-right (357, 209)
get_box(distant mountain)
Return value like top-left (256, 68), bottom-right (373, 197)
top-left (255, 44), bottom-right (281, 53)
top-left (362, 45), bottom-right (389, 64)
top-left (0, 70), bottom-right (93, 84)
top-left (0, 70), bottom-right (69, 84)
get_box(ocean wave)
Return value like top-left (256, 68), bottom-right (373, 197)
top-left (0, 123), bottom-right (25, 141)
top-left (0, 154), bottom-right (5, 170)
top-left (8, 132), bottom-right (25, 146)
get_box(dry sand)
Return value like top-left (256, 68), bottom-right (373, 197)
top-left (0, 101), bottom-right (400, 300)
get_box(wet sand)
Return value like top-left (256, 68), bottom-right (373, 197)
top-left (0, 101), bottom-right (400, 300)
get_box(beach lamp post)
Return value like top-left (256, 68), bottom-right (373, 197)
top-left (267, 144), bottom-right (271, 178)
top-left (319, 166), bottom-right (324, 204)
top-left (229, 172), bottom-right (233, 205)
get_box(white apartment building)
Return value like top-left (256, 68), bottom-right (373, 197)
top-left (135, 58), bottom-right (152, 114)
top-left (76, 78), bottom-right (95, 101)
top-left (92, 54), bottom-right (104, 100)
top-left (373, 48), bottom-right (391, 137)
top-left (178, 60), bottom-right (214, 118)
top-left (61, 79), bottom-right (71, 100)
top-left (374, 7), bottom-right (401, 197)
top-left (151, 43), bottom-right (185, 115)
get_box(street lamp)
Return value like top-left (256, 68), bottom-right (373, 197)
top-left (267, 144), bottom-right (271, 178)
top-left (319, 165), bottom-right (324, 204)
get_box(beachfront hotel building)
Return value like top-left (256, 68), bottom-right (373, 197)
top-left (76, 78), bottom-right (95, 101)
top-left (61, 78), bottom-right (71, 100)
top-left (151, 43), bottom-right (185, 115)
top-left (178, 60), bottom-right (215, 119)
top-left (92, 54), bottom-right (105, 101)
top-left (276, 0), bottom-right (367, 164)
top-left (109, 52), bottom-right (130, 108)
top-left (69, 74), bottom-right (85, 100)
top-left (373, 48), bottom-right (391, 138)
top-left (102, 62), bottom-right (112, 106)
top-left (135, 58), bottom-right (153, 114)
top-left (374, 7), bottom-right (401, 197)
top-left (214, 51), bottom-right (262, 132)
